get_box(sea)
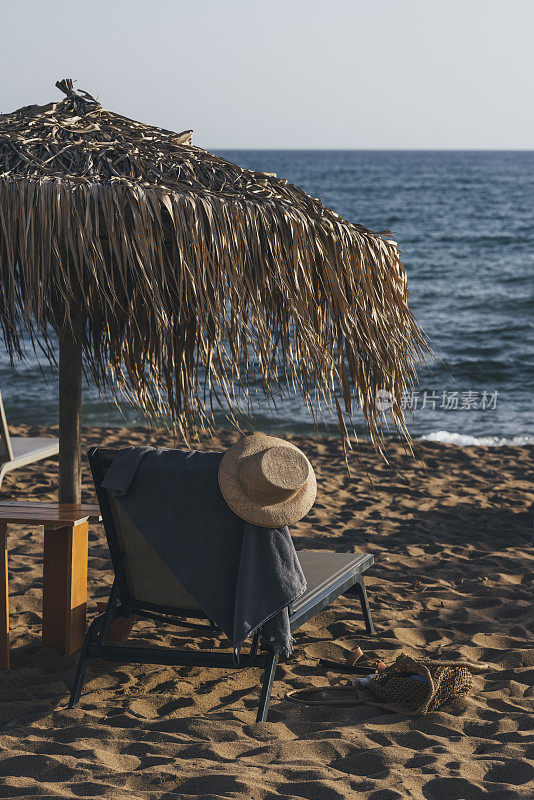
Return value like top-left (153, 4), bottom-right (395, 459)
top-left (1, 150), bottom-right (532, 446)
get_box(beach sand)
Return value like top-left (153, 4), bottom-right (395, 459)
top-left (0, 424), bottom-right (532, 799)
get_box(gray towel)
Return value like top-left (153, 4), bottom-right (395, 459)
top-left (101, 447), bottom-right (307, 657)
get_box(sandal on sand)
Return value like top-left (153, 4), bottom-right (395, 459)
top-left (286, 686), bottom-right (364, 706)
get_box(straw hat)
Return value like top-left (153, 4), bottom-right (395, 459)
top-left (218, 433), bottom-right (317, 527)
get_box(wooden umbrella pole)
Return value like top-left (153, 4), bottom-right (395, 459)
top-left (58, 310), bottom-right (83, 505)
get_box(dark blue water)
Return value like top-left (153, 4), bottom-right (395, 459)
top-left (1, 151), bottom-right (532, 444)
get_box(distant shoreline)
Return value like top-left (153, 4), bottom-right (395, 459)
top-left (10, 423), bottom-right (532, 451)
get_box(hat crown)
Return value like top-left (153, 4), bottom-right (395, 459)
top-left (239, 445), bottom-right (310, 504)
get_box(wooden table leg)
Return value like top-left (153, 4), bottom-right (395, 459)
top-left (43, 521), bottom-right (88, 655)
top-left (0, 523), bottom-right (9, 669)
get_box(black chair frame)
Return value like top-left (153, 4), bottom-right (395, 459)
top-left (68, 447), bottom-right (375, 722)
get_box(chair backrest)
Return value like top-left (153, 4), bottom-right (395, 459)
top-left (89, 447), bottom-right (201, 613)
top-left (0, 392), bottom-right (13, 464)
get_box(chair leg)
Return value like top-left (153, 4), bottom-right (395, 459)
top-left (249, 631), bottom-right (260, 658)
top-left (355, 575), bottom-right (375, 635)
top-left (67, 614), bottom-right (103, 708)
top-left (0, 524), bottom-right (9, 670)
top-left (256, 651), bottom-right (279, 723)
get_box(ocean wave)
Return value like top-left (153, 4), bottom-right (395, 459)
top-left (419, 430), bottom-right (531, 447)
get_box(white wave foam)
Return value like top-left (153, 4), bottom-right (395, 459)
top-left (419, 430), bottom-right (531, 447)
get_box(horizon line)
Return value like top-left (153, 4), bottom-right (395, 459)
top-left (207, 146), bottom-right (534, 153)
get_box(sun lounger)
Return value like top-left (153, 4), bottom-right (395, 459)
top-left (68, 447), bottom-right (375, 722)
top-left (0, 392), bottom-right (59, 490)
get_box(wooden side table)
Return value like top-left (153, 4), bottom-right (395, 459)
top-left (0, 501), bottom-right (101, 667)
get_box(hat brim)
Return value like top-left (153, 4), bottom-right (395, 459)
top-left (218, 433), bottom-right (317, 528)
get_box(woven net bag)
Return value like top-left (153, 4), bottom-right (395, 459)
top-left (370, 653), bottom-right (476, 715)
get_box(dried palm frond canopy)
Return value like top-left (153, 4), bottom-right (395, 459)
top-left (0, 79), bottom-right (429, 501)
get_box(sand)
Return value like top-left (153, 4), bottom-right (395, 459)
top-left (0, 423), bottom-right (532, 799)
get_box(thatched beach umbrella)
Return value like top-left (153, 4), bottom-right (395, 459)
top-left (0, 79), bottom-right (428, 503)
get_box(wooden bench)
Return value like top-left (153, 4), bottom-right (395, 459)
top-left (0, 501), bottom-right (101, 668)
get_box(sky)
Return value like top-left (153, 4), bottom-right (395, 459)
top-left (1, 0), bottom-right (533, 150)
